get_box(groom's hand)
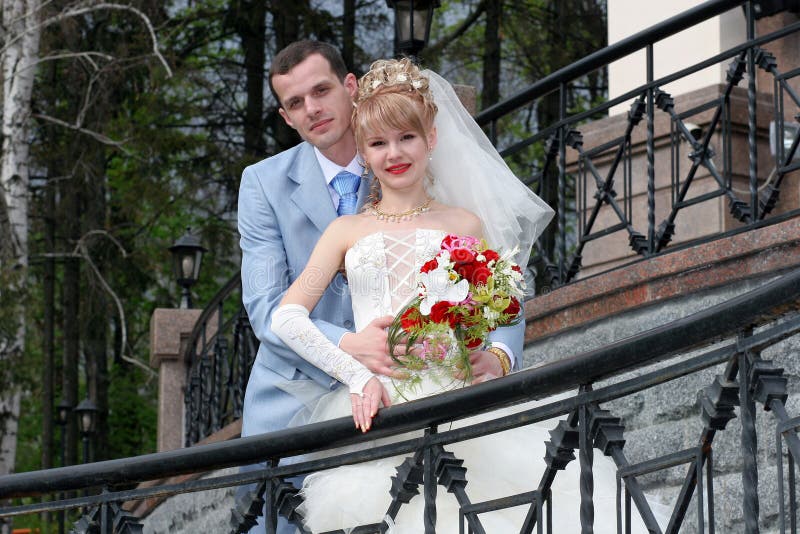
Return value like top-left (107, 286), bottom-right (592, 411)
top-left (457, 351), bottom-right (503, 384)
top-left (340, 316), bottom-right (401, 377)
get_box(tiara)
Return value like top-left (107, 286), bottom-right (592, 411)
top-left (357, 59), bottom-right (431, 103)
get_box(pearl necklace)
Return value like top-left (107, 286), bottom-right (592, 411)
top-left (368, 196), bottom-right (433, 222)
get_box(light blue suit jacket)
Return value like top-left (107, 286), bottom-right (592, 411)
top-left (238, 141), bottom-right (524, 437)
top-left (239, 142), bottom-right (365, 384)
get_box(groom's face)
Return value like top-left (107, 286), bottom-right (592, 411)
top-left (274, 54), bottom-right (358, 157)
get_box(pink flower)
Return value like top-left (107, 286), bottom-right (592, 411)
top-left (441, 234), bottom-right (479, 253)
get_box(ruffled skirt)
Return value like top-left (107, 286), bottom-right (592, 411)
top-left (280, 375), bottom-right (667, 534)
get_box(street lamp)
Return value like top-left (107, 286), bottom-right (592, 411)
top-left (56, 398), bottom-right (72, 534)
top-left (386, 0), bottom-right (441, 61)
top-left (169, 228), bottom-right (206, 309)
top-left (74, 398), bottom-right (98, 465)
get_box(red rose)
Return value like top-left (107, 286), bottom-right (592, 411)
top-left (465, 336), bottom-right (483, 349)
top-left (400, 307), bottom-right (423, 331)
top-left (511, 265), bottom-right (522, 274)
top-left (470, 264), bottom-right (492, 285)
top-left (450, 248), bottom-right (475, 264)
top-left (420, 258), bottom-right (439, 273)
top-left (482, 249), bottom-right (500, 262)
top-left (504, 296), bottom-right (521, 316)
top-left (441, 235), bottom-right (459, 248)
top-left (429, 301), bottom-right (458, 328)
top-left (455, 262), bottom-right (475, 281)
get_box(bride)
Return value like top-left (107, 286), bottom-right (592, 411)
top-left (270, 59), bottom-right (660, 533)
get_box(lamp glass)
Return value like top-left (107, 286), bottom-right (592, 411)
top-left (181, 252), bottom-right (196, 280)
top-left (389, 0), bottom-right (437, 57)
top-left (172, 247), bottom-right (201, 285)
top-left (81, 412), bottom-right (93, 434)
top-left (394, 1), bottom-right (413, 42)
top-left (56, 400), bottom-right (71, 426)
top-left (169, 230), bottom-right (205, 287)
top-left (75, 398), bottom-right (98, 435)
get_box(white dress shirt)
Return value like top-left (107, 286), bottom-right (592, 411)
top-left (314, 147), bottom-right (364, 209)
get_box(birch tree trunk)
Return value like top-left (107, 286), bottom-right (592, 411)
top-left (1, 3), bottom-right (41, 529)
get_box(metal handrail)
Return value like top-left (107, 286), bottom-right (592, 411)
top-left (184, 273), bottom-right (242, 353)
top-left (468, 0), bottom-right (800, 290)
top-left (2, 266), bottom-right (798, 499)
top-left (182, 272), bottom-right (256, 446)
top-left (474, 0), bottom-right (744, 126)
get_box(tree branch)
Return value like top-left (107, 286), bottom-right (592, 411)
top-left (1, 1), bottom-right (172, 77)
top-left (39, 230), bottom-right (157, 378)
top-left (32, 51), bottom-right (114, 70)
top-left (425, 0), bottom-right (488, 57)
top-left (31, 113), bottom-right (131, 153)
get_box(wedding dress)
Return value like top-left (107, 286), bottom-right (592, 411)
top-left (279, 228), bottom-right (665, 534)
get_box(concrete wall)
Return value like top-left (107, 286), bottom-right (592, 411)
top-left (524, 271), bottom-right (800, 533)
top-left (141, 468), bottom-right (237, 534)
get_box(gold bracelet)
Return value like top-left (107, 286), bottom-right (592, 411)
top-left (487, 347), bottom-right (511, 376)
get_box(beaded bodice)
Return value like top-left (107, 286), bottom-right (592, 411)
top-left (344, 229), bottom-right (446, 332)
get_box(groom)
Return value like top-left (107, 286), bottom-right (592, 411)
top-left (238, 39), bottom-right (522, 529)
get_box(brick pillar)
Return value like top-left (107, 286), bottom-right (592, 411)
top-left (149, 308), bottom-right (202, 452)
top-left (757, 11), bottom-right (800, 120)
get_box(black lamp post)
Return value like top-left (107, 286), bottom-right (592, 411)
top-left (169, 228), bottom-right (206, 309)
top-left (56, 398), bottom-right (72, 534)
top-left (74, 397), bottom-right (98, 466)
top-left (386, 0), bottom-right (441, 61)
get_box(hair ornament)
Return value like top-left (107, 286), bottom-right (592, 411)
top-left (356, 58), bottom-right (434, 108)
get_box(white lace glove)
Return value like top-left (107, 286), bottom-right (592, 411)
top-left (271, 304), bottom-right (375, 395)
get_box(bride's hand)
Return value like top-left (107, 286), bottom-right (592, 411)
top-left (351, 377), bottom-right (392, 432)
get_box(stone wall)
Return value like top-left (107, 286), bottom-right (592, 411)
top-left (141, 468), bottom-right (237, 534)
top-left (525, 272), bottom-right (800, 532)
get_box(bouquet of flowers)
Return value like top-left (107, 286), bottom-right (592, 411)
top-left (388, 234), bottom-right (525, 392)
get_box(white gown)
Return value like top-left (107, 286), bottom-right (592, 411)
top-left (285, 228), bottom-right (665, 533)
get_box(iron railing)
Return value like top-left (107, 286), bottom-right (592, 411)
top-left (1, 268), bottom-right (799, 533)
top-left (475, 0), bottom-right (800, 287)
top-left (183, 273), bottom-right (257, 446)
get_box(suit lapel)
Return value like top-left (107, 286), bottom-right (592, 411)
top-left (289, 143), bottom-right (337, 233)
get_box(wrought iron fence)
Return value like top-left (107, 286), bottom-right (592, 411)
top-left (183, 273), bottom-right (257, 446)
top-left (475, 0), bottom-right (800, 288)
top-left (0, 268), bottom-right (799, 533)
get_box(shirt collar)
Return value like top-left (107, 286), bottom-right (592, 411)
top-left (313, 146), bottom-right (363, 185)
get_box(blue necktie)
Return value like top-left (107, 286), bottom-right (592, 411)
top-left (331, 170), bottom-right (361, 216)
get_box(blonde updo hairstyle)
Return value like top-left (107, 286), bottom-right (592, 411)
top-left (353, 59), bottom-right (438, 201)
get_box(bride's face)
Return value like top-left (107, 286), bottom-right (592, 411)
top-left (361, 125), bottom-right (436, 193)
